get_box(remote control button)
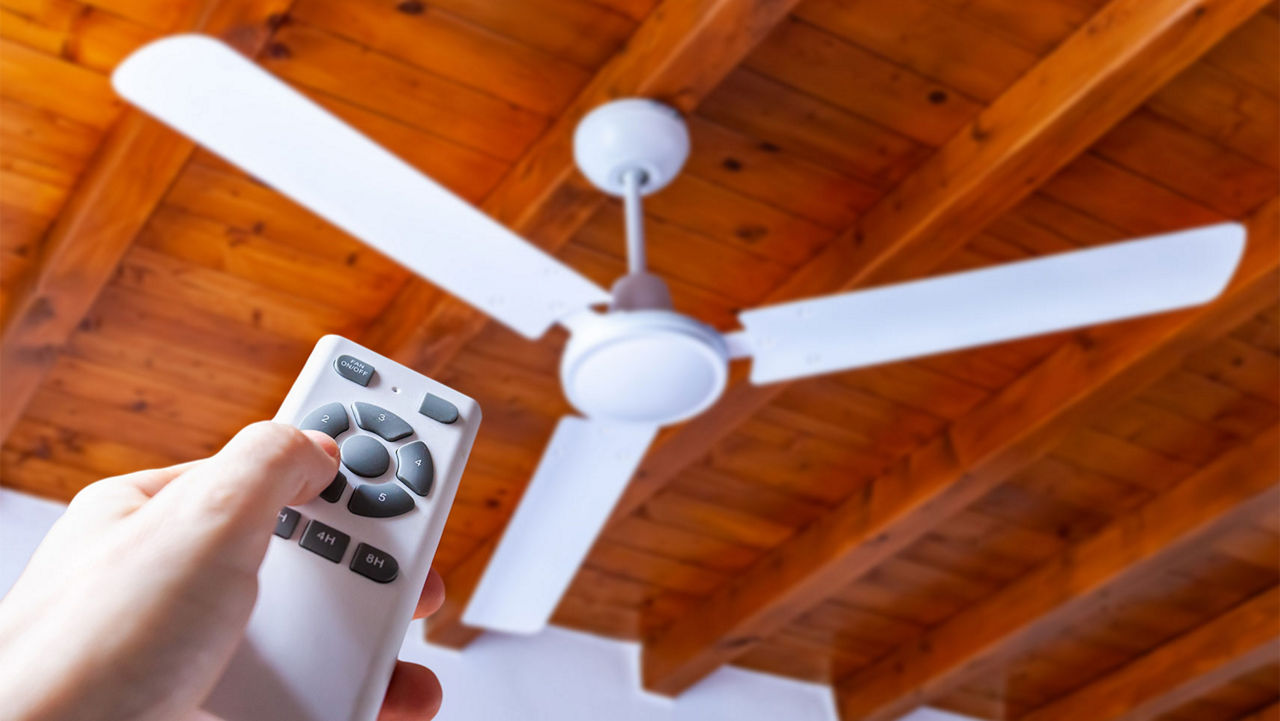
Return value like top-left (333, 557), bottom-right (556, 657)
top-left (274, 507), bottom-right (300, 538)
top-left (350, 543), bottom-right (398, 583)
top-left (418, 393), bottom-right (458, 424)
top-left (299, 402), bottom-right (349, 438)
top-left (337, 435), bottom-right (386, 478)
top-left (341, 435), bottom-right (390, 477)
top-left (299, 520), bottom-right (349, 563)
top-left (320, 472), bottom-right (347, 503)
top-left (333, 354), bottom-right (374, 386)
top-left (348, 482), bottom-right (415, 518)
top-left (396, 441), bottom-right (434, 496)
top-left (352, 402), bottom-right (413, 442)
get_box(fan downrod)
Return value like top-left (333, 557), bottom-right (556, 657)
top-left (562, 100), bottom-right (725, 426)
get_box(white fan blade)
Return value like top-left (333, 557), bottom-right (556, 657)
top-left (739, 222), bottom-right (1245, 384)
top-left (112, 35), bottom-right (609, 338)
top-left (463, 417), bottom-right (657, 634)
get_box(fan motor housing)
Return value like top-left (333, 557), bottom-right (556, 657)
top-left (573, 98), bottom-right (689, 196)
top-left (560, 310), bottom-right (728, 425)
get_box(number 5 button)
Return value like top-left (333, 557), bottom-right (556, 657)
top-left (396, 441), bottom-right (434, 496)
top-left (347, 482), bottom-right (415, 518)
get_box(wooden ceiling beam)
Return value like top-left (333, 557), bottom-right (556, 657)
top-left (360, 0), bottom-right (804, 373)
top-left (640, 197), bottom-right (1280, 695)
top-left (835, 423), bottom-right (1280, 721)
top-left (1238, 701), bottom-right (1280, 721)
top-left (0, 0), bottom-right (298, 444)
top-left (1019, 586), bottom-right (1280, 721)
top-left (411, 0), bottom-right (806, 649)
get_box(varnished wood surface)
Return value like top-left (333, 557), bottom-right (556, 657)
top-left (0, 1), bottom-right (1276, 719)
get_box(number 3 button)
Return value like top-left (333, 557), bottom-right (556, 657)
top-left (347, 482), bottom-right (415, 518)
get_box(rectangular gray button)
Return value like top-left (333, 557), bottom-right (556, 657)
top-left (334, 355), bottom-right (374, 386)
top-left (418, 393), bottom-right (458, 424)
top-left (299, 520), bottom-right (349, 563)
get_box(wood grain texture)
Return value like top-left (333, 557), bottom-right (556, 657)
top-left (0, 0), bottom-right (296, 444)
top-left (640, 197), bottom-right (1280, 695)
top-left (1020, 587), bottom-right (1280, 721)
top-left (835, 424), bottom-right (1280, 721)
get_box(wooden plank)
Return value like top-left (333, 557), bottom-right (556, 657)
top-left (0, 37), bottom-right (120, 128)
top-left (1148, 59), bottom-right (1280, 169)
top-left (1238, 701), bottom-right (1280, 721)
top-left (639, 197), bottom-right (1280, 695)
top-left (364, 0), bottom-right (806, 375)
top-left (697, 68), bottom-right (930, 189)
top-left (290, 0), bottom-right (591, 116)
top-left (639, 173), bottom-right (831, 267)
top-left (834, 426), bottom-right (1280, 721)
top-left (1019, 588), bottom-right (1280, 721)
top-left (259, 22), bottom-right (547, 160)
top-left (0, 96), bottom-right (101, 170)
top-left (388, 0), bottom-right (637, 70)
top-left (926, 0), bottom-right (1102, 55)
top-left (794, 0), bottom-right (1040, 102)
top-left (681, 115), bottom-right (880, 229)
top-left (1203, 10), bottom-right (1279, 97)
top-left (0, 1), bottom-right (160, 73)
top-left (744, 16), bottom-right (985, 146)
top-left (0, 0), bottom-right (301, 445)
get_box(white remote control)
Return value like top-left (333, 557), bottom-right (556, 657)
top-left (203, 335), bottom-right (480, 721)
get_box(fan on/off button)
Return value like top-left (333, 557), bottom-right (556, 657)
top-left (333, 354), bottom-right (374, 386)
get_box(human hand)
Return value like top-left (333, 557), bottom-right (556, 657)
top-left (0, 422), bottom-right (443, 721)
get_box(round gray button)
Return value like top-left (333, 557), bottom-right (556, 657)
top-left (341, 435), bottom-right (389, 478)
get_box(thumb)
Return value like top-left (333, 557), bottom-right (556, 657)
top-left (158, 421), bottom-right (339, 537)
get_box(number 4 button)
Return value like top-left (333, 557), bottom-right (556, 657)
top-left (396, 441), bottom-right (434, 496)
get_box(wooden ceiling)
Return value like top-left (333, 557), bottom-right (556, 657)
top-left (1, 0), bottom-right (1278, 718)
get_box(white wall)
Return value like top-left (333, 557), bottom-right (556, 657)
top-left (0, 488), bottom-right (837, 720)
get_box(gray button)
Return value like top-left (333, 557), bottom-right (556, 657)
top-left (350, 543), bottom-right (398, 583)
top-left (341, 435), bottom-right (389, 478)
top-left (320, 472), bottom-right (346, 503)
top-left (299, 402), bottom-right (348, 438)
top-left (418, 393), bottom-right (458, 424)
top-left (396, 441), bottom-right (434, 496)
top-left (347, 482), bottom-right (415, 518)
top-left (299, 520), bottom-right (349, 563)
top-left (275, 507), bottom-right (300, 538)
top-left (333, 354), bottom-right (374, 386)
top-left (352, 402), bottom-right (413, 441)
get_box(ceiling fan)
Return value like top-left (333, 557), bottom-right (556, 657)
top-left (113, 35), bottom-right (1246, 636)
